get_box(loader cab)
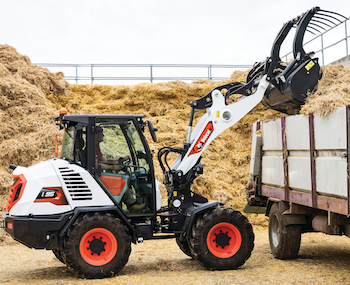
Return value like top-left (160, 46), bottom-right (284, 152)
top-left (59, 114), bottom-right (157, 217)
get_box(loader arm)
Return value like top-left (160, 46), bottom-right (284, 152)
top-left (157, 76), bottom-right (270, 218)
top-left (173, 75), bottom-right (269, 175)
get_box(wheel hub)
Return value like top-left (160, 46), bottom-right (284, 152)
top-left (215, 231), bottom-right (231, 248)
top-left (207, 222), bottom-right (242, 258)
top-left (88, 236), bottom-right (106, 255)
top-left (80, 228), bottom-right (118, 266)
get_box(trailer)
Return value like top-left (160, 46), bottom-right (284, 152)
top-left (245, 106), bottom-right (350, 259)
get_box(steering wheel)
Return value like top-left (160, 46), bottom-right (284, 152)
top-left (117, 156), bottom-right (131, 173)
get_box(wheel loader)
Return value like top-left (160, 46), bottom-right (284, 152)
top-left (1, 7), bottom-right (342, 278)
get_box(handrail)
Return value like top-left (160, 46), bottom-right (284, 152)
top-left (282, 16), bottom-right (349, 64)
top-left (36, 16), bottom-right (348, 85)
top-left (35, 63), bottom-right (252, 84)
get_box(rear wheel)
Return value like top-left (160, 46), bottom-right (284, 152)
top-left (63, 213), bottom-right (131, 278)
top-left (268, 203), bottom-right (301, 259)
top-left (190, 206), bottom-right (254, 270)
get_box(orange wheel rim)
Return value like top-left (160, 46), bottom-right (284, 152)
top-left (207, 222), bottom-right (242, 258)
top-left (79, 228), bottom-right (117, 266)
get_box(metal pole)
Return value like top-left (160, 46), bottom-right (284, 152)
top-left (75, 66), bottom-right (78, 84)
top-left (321, 34), bottom-right (324, 65)
top-left (345, 20), bottom-right (349, 56)
top-left (150, 65), bottom-right (153, 83)
top-left (91, 64), bottom-right (94, 84)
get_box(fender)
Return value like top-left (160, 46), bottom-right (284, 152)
top-left (58, 205), bottom-right (138, 244)
top-left (178, 201), bottom-right (222, 242)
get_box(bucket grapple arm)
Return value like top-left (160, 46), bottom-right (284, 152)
top-left (208, 7), bottom-right (347, 115)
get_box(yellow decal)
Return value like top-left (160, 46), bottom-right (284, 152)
top-left (173, 191), bottom-right (177, 197)
top-left (216, 111), bottom-right (220, 118)
top-left (305, 60), bottom-right (315, 71)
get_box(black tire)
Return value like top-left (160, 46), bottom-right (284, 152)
top-left (189, 206), bottom-right (254, 270)
top-left (268, 203), bottom-right (301, 259)
top-left (62, 213), bottom-right (131, 278)
top-left (176, 237), bottom-right (193, 258)
top-left (52, 248), bottom-right (65, 264)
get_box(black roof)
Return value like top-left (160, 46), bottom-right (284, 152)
top-left (61, 114), bottom-right (146, 124)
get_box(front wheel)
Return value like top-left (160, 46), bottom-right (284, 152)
top-left (176, 237), bottom-right (193, 258)
top-left (268, 203), bottom-right (301, 259)
top-left (52, 248), bottom-right (65, 264)
top-left (190, 206), bottom-right (254, 270)
top-left (63, 213), bottom-right (131, 278)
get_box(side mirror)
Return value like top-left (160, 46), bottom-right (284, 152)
top-left (147, 120), bottom-right (157, 142)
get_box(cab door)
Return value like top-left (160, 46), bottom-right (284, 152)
top-left (94, 118), bottom-right (155, 215)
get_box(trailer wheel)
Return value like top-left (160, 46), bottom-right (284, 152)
top-left (63, 213), bottom-right (131, 278)
top-left (176, 237), bottom-right (193, 258)
top-left (190, 206), bottom-right (254, 270)
top-left (269, 203), bottom-right (301, 259)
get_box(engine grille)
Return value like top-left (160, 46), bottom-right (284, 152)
top-left (59, 167), bottom-right (92, 201)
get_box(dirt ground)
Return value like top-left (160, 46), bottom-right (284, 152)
top-left (1, 227), bottom-right (350, 285)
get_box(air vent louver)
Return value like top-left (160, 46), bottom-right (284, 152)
top-left (59, 167), bottom-right (92, 201)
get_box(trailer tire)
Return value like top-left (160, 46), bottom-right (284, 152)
top-left (189, 206), bottom-right (254, 270)
top-left (63, 213), bottom-right (131, 278)
top-left (269, 203), bottom-right (301, 259)
top-left (176, 237), bottom-right (193, 258)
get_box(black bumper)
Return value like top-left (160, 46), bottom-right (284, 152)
top-left (2, 211), bottom-right (72, 249)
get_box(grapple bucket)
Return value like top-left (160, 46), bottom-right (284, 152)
top-left (211, 7), bottom-right (347, 115)
top-left (260, 7), bottom-right (346, 114)
top-left (262, 57), bottom-right (322, 115)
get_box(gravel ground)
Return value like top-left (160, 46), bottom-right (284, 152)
top-left (1, 227), bottom-right (350, 285)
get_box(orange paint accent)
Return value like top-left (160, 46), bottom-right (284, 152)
top-left (79, 228), bottom-right (117, 266)
top-left (207, 222), bottom-right (242, 258)
top-left (7, 222), bottom-right (13, 230)
top-left (34, 187), bottom-right (68, 205)
top-left (189, 121), bottom-right (214, 156)
top-left (6, 174), bottom-right (27, 212)
top-left (100, 175), bottom-right (126, 196)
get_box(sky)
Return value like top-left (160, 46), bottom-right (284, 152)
top-left (1, 0), bottom-right (349, 83)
